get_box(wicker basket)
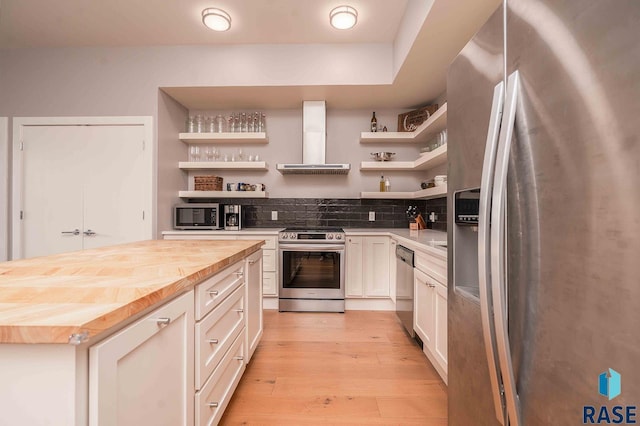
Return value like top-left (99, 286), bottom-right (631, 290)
top-left (194, 175), bottom-right (223, 191)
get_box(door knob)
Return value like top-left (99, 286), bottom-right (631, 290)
top-left (61, 229), bottom-right (80, 236)
top-left (83, 229), bottom-right (96, 236)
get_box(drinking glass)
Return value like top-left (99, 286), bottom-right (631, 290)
top-left (194, 115), bottom-right (204, 133)
top-left (189, 145), bottom-right (201, 162)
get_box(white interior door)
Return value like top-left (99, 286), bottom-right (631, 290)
top-left (82, 125), bottom-right (148, 249)
top-left (21, 125), bottom-right (87, 258)
top-left (13, 117), bottom-right (153, 259)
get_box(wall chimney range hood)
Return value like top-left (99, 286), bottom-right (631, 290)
top-left (276, 101), bottom-right (351, 175)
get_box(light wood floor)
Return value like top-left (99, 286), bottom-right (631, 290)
top-left (220, 310), bottom-right (448, 425)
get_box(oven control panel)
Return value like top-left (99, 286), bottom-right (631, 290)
top-left (279, 230), bottom-right (345, 243)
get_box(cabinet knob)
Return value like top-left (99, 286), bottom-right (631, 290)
top-left (248, 259), bottom-right (257, 265)
top-left (206, 339), bottom-right (219, 344)
top-left (207, 402), bottom-right (219, 408)
top-left (207, 290), bottom-right (219, 296)
top-left (156, 317), bottom-right (171, 326)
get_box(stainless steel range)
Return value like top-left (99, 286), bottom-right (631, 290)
top-left (278, 227), bottom-right (345, 312)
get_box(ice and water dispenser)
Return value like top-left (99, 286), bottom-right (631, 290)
top-left (453, 188), bottom-right (481, 300)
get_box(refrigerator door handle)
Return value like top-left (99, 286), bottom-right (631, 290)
top-left (478, 80), bottom-right (507, 425)
top-left (490, 70), bottom-right (522, 426)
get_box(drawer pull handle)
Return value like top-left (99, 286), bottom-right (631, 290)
top-left (207, 290), bottom-right (219, 296)
top-left (235, 308), bottom-right (244, 313)
top-left (234, 271), bottom-right (244, 277)
top-left (248, 259), bottom-right (257, 265)
top-left (207, 402), bottom-right (219, 408)
top-left (156, 317), bottom-right (171, 326)
top-left (234, 356), bottom-right (244, 361)
top-left (206, 339), bottom-right (219, 344)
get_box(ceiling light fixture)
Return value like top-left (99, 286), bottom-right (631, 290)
top-left (202, 8), bottom-right (231, 32)
top-left (330, 5), bottom-right (358, 30)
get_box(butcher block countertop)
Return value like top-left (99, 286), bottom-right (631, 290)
top-left (0, 239), bottom-right (263, 344)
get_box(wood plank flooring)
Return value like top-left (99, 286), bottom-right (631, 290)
top-left (220, 310), bottom-right (448, 425)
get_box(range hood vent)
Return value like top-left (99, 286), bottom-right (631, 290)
top-left (276, 101), bottom-right (351, 175)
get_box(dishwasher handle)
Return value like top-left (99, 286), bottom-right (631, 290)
top-left (395, 245), bottom-right (414, 267)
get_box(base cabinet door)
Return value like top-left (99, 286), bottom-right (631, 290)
top-left (362, 236), bottom-right (390, 297)
top-left (89, 291), bottom-right (194, 426)
top-left (346, 236), bottom-right (390, 298)
top-left (414, 268), bottom-right (435, 349)
top-left (345, 236), bottom-right (364, 297)
top-left (434, 281), bottom-right (448, 372)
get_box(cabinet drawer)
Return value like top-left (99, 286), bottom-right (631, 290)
top-left (195, 260), bottom-right (244, 321)
top-left (195, 285), bottom-right (245, 390)
top-left (415, 250), bottom-right (447, 285)
top-left (263, 250), bottom-right (276, 272)
top-left (237, 235), bottom-right (277, 250)
top-left (263, 271), bottom-right (277, 296)
top-left (195, 332), bottom-right (246, 426)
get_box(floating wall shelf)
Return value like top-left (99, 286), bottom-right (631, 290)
top-left (179, 132), bottom-right (268, 144)
top-left (359, 103), bottom-right (447, 144)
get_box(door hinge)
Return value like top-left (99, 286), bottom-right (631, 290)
top-left (20, 210), bottom-right (24, 220)
top-left (142, 139), bottom-right (145, 150)
top-left (142, 210), bottom-right (145, 220)
top-left (20, 141), bottom-right (24, 151)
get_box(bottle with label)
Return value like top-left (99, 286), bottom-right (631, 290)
top-left (379, 175), bottom-right (386, 192)
top-left (371, 112), bottom-right (378, 132)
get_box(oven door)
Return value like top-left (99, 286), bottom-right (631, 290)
top-left (279, 243), bottom-right (345, 300)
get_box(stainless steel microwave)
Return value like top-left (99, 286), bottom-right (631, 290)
top-left (173, 203), bottom-right (221, 230)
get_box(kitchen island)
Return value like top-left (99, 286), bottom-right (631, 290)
top-left (0, 239), bottom-right (264, 426)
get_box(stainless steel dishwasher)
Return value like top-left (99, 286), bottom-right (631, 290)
top-left (395, 245), bottom-right (415, 336)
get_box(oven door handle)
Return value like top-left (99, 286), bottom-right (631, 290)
top-left (279, 244), bottom-right (345, 252)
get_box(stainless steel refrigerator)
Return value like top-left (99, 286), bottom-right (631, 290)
top-left (447, 0), bottom-right (640, 424)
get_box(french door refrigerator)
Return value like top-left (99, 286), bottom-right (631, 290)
top-left (447, 0), bottom-right (640, 425)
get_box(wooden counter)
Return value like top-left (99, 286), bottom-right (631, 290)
top-left (0, 239), bottom-right (263, 344)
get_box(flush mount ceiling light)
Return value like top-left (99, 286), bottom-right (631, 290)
top-left (330, 5), bottom-right (358, 30)
top-left (202, 8), bottom-right (231, 31)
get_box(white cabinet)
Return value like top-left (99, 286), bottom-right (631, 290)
top-left (345, 236), bottom-right (364, 297)
top-left (414, 251), bottom-right (448, 384)
top-left (194, 260), bottom-right (247, 426)
top-left (346, 236), bottom-right (390, 298)
top-left (245, 250), bottom-right (264, 361)
top-left (89, 291), bottom-right (195, 426)
top-left (236, 235), bottom-right (278, 297)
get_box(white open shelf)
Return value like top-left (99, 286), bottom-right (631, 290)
top-left (178, 191), bottom-right (269, 199)
top-left (360, 184), bottom-right (447, 200)
top-left (179, 132), bottom-right (268, 144)
top-left (360, 103), bottom-right (447, 144)
top-left (360, 144), bottom-right (447, 171)
top-left (178, 161), bottom-right (268, 171)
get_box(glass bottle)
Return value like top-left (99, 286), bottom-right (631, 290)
top-left (379, 175), bottom-right (386, 192)
top-left (260, 113), bottom-right (266, 133)
top-left (371, 112), bottom-right (378, 132)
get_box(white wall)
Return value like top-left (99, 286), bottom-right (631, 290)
top-left (0, 118), bottom-right (8, 260)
